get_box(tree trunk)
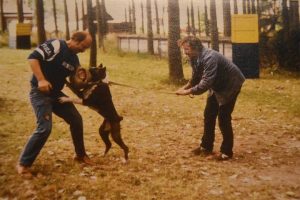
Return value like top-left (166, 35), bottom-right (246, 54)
top-left (210, 0), bottom-right (219, 51)
top-left (289, 0), bottom-right (299, 31)
top-left (141, 2), bottom-right (144, 34)
top-left (96, 0), bottom-right (103, 48)
top-left (187, 6), bottom-right (190, 35)
top-left (35, 0), bottom-right (46, 44)
top-left (132, 0), bottom-right (136, 34)
top-left (190, 0), bottom-right (196, 36)
top-left (52, 0), bottom-right (58, 37)
top-left (223, 0), bottom-right (231, 37)
top-left (0, 0), bottom-right (6, 32)
top-left (251, 0), bottom-right (256, 13)
top-left (243, 0), bottom-right (246, 14)
top-left (146, 0), bottom-right (154, 54)
top-left (87, 0), bottom-right (97, 67)
top-left (197, 6), bottom-right (201, 36)
top-left (247, 0), bottom-right (251, 14)
top-left (204, 0), bottom-right (209, 36)
top-left (154, 0), bottom-right (160, 35)
top-left (125, 8), bottom-right (127, 22)
top-left (82, 0), bottom-right (86, 30)
top-left (64, 0), bottom-right (70, 40)
top-left (257, 0), bottom-right (261, 33)
top-left (75, 0), bottom-right (79, 31)
top-left (129, 5), bottom-right (132, 25)
top-left (162, 6), bottom-right (166, 36)
top-left (234, 0), bottom-right (238, 14)
top-left (282, 0), bottom-right (289, 37)
top-left (100, 0), bottom-right (108, 51)
top-left (167, 0), bottom-right (183, 82)
top-left (17, 0), bottom-right (24, 23)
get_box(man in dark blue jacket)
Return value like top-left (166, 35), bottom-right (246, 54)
top-left (17, 31), bottom-right (93, 176)
top-left (176, 36), bottom-right (245, 160)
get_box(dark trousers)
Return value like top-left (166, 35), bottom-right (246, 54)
top-left (19, 88), bottom-right (86, 167)
top-left (200, 92), bottom-right (239, 156)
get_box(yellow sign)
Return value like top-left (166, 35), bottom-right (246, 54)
top-left (16, 23), bottom-right (32, 36)
top-left (231, 14), bottom-right (259, 43)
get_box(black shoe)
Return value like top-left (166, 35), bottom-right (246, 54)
top-left (192, 146), bottom-right (213, 156)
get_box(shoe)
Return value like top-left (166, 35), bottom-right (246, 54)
top-left (216, 153), bottom-right (232, 161)
top-left (74, 155), bottom-right (95, 166)
top-left (192, 146), bottom-right (213, 156)
top-left (16, 164), bottom-right (33, 178)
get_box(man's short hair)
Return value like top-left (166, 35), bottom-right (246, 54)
top-left (178, 36), bottom-right (203, 51)
top-left (71, 31), bottom-right (90, 42)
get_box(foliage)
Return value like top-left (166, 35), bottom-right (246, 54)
top-left (259, 0), bottom-right (300, 71)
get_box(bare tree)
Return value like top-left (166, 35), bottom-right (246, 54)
top-left (168, 0), bottom-right (183, 82)
top-left (223, 0), bottom-right (231, 37)
top-left (141, 2), bottom-right (144, 34)
top-left (146, 0), bottom-right (154, 54)
top-left (52, 0), bottom-right (58, 37)
top-left (87, 0), bottom-right (97, 66)
top-left (64, 0), bottom-right (70, 40)
top-left (190, 0), bottom-right (196, 36)
top-left (75, 0), bottom-right (79, 31)
top-left (154, 0), bottom-right (160, 35)
top-left (35, 0), bottom-right (46, 44)
top-left (125, 8), bottom-right (127, 22)
top-left (210, 0), bottom-right (219, 51)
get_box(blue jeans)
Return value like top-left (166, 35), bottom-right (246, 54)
top-left (19, 88), bottom-right (86, 166)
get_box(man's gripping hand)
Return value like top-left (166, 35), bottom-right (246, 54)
top-left (38, 79), bottom-right (52, 94)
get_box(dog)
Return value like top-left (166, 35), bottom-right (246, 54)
top-left (65, 64), bottom-right (129, 160)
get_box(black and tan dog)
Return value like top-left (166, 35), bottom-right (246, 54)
top-left (60, 64), bottom-right (129, 160)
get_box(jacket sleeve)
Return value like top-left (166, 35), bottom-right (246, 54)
top-left (190, 56), bottom-right (218, 95)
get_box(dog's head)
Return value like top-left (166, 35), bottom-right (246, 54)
top-left (89, 63), bottom-right (107, 82)
top-left (69, 67), bottom-right (91, 90)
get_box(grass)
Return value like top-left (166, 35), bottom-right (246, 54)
top-left (0, 44), bottom-right (299, 200)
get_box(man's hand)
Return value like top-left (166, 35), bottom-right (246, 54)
top-left (176, 88), bottom-right (192, 95)
top-left (38, 80), bottom-right (52, 94)
top-left (58, 96), bottom-right (72, 103)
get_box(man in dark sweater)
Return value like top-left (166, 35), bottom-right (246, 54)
top-left (17, 31), bottom-right (94, 177)
top-left (176, 36), bottom-right (245, 160)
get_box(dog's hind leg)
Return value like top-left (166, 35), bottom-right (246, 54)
top-left (99, 120), bottom-right (112, 156)
top-left (110, 122), bottom-right (129, 160)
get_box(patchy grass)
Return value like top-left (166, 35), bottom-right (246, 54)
top-left (0, 47), bottom-right (299, 200)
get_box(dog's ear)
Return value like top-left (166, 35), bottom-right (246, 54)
top-left (98, 63), bottom-right (103, 69)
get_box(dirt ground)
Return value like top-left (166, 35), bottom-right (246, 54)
top-left (0, 49), bottom-right (299, 200)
